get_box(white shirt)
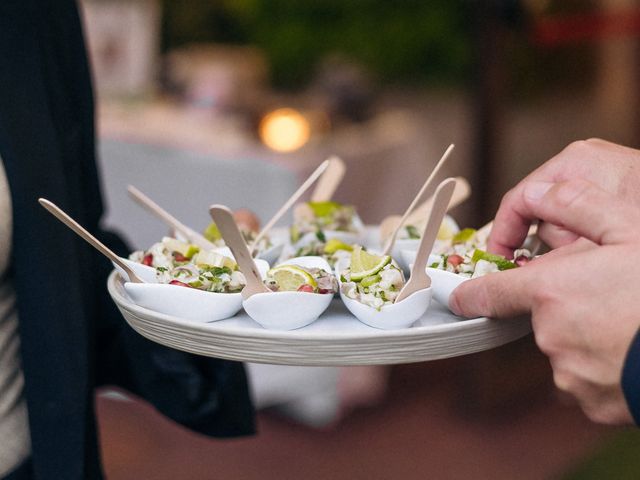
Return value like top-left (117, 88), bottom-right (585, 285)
top-left (0, 157), bottom-right (31, 476)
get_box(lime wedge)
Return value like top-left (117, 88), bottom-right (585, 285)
top-left (350, 245), bottom-right (391, 281)
top-left (452, 228), bottom-right (476, 244)
top-left (360, 274), bottom-right (381, 287)
top-left (324, 239), bottom-right (353, 254)
top-left (471, 249), bottom-right (516, 271)
top-left (203, 222), bottom-right (222, 242)
top-left (308, 201), bottom-right (341, 217)
top-left (268, 265), bottom-right (317, 291)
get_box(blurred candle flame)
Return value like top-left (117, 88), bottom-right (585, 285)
top-left (259, 108), bottom-right (311, 152)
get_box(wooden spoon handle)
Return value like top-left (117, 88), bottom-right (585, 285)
top-left (380, 176), bottom-right (470, 243)
top-left (395, 178), bottom-right (456, 303)
top-left (250, 159), bottom-right (330, 254)
top-left (38, 198), bottom-right (144, 283)
top-left (127, 185), bottom-right (217, 251)
top-left (405, 176), bottom-right (470, 226)
top-left (310, 156), bottom-right (346, 202)
top-left (210, 205), bottom-right (270, 299)
top-left (382, 144), bottom-right (454, 256)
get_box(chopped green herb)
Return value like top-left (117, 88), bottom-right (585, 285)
top-left (405, 225), bottom-right (421, 239)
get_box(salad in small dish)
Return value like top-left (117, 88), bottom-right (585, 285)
top-left (290, 201), bottom-right (365, 246)
top-left (241, 256), bottom-right (337, 330)
top-left (126, 237), bottom-right (269, 321)
top-left (337, 246), bottom-right (432, 329)
top-left (388, 215), bottom-right (460, 273)
top-left (406, 227), bottom-right (533, 307)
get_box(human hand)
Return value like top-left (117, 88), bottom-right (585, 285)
top-left (488, 139), bottom-right (640, 257)
top-left (450, 178), bottom-right (640, 424)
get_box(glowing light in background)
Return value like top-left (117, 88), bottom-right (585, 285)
top-left (259, 108), bottom-right (311, 152)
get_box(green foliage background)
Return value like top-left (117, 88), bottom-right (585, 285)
top-left (160, 0), bottom-right (471, 88)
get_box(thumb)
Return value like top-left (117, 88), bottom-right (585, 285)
top-left (449, 266), bottom-right (536, 319)
top-left (522, 179), bottom-right (638, 246)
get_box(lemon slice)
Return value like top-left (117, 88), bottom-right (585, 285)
top-left (203, 222), bottom-right (222, 242)
top-left (268, 265), bottom-right (317, 291)
top-left (350, 245), bottom-right (391, 281)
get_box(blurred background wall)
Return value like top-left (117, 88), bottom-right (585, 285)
top-left (80, 0), bottom-right (640, 478)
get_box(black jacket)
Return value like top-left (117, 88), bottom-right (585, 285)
top-left (0, 1), bottom-right (254, 478)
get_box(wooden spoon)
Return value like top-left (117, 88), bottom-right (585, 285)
top-left (394, 178), bottom-right (456, 303)
top-left (249, 158), bottom-right (330, 255)
top-left (382, 144), bottom-right (454, 256)
top-left (210, 205), bottom-right (270, 300)
top-left (38, 198), bottom-right (144, 283)
top-left (379, 176), bottom-right (470, 242)
top-left (310, 155), bottom-right (346, 202)
top-left (127, 185), bottom-right (218, 251)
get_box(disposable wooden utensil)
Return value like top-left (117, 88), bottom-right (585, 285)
top-left (382, 144), bottom-right (454, 256)
top-left (38, 198), bottom-right (144, 283)
top-left (310, 156), bottom-right (346, 202)
top-left (379, 176), bottom-right (470, 242)
top-left (127, 185), bottom-right (218, 251)
top-left (249, 159), bottom-right (330, 255)
top-left (210, 205), bottom-right (270, 299)
top-left (405, 176), bottom-right (470, 226)
top-left (394, 178), bottom-right (456, 303)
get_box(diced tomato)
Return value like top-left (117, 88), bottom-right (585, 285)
top-left (142, 254), bottom-right (153, 266)
top-left (169, 280), bottom-right (192, 288)
top-left (447, 254), bottom-right (464, 267)
top-left (297, 284), bottom-right (315, 293)
top-left (318, 288), bottom-right (331, 294)
top-left (174, 252), bottom-right (188, 262)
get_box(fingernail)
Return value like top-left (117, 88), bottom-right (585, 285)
top-left (524, 181), bottom-right (554, 202)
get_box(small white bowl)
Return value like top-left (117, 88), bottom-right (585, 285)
top-left (389, 215), bottom-right (460, 272)
top-left (256, 242), bottom-right (285, 265)
top-left (426, 267), bottom-right (469, 308)
top-left (393, 239), bottom-right (420, 273)
top-left (113, 258), bottom-right (158, 283)
top-left (216, 243), bottom-right (284, 267)
top-left (335, 258), bottom-right (432, 330)
top-left (242, 256), bottom-right (334, 330)
top-left (403, 254), bottom-right (469, 308)
top-left (116, 258), bottom-right (270, 322)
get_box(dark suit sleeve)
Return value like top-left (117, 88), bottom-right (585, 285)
top-left (35, 0), bottom-right (256, 438)
top-left (622, 329), bottom-right (640, 425)
top-left (93, 231), bottom-right (256, 437)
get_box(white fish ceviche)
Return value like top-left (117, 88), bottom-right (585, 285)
top-left (290, 201), bottom-right (359, 242)
top-left (287, 238), bottom-right (353, 268)
top-left (429, 227), bottom-right (532, 278)
top-left (340, 246), bottom-right (406, 310)
top-left (129, 237), bottom-right (246, 293)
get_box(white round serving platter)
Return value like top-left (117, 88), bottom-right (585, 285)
top-left (108, 271), bottom-right (532, 366)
